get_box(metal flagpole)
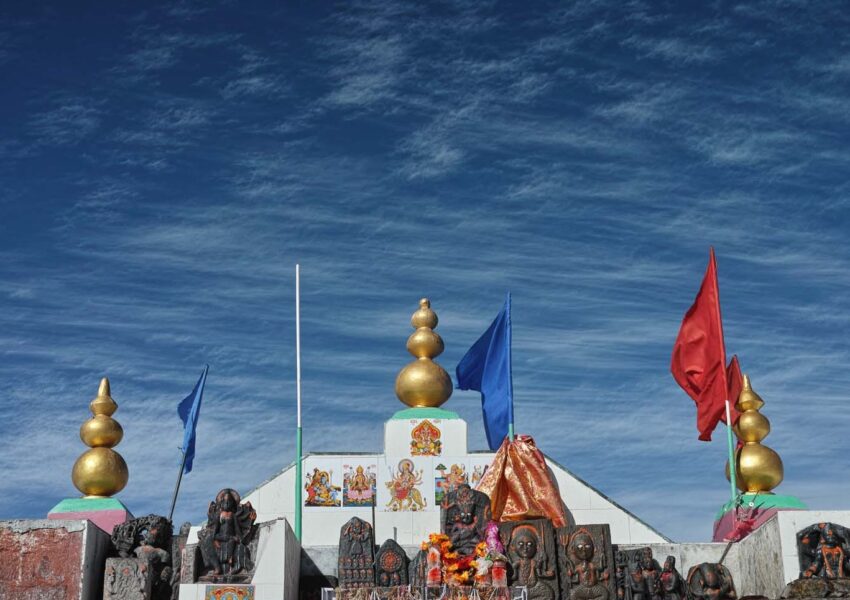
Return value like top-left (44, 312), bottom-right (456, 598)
top-left (725, 399), bottom-right (738, 503)
top-left (507, 292), bottom-right (515, 442)
top-left (168, 451), bottom-right (189, 522)
top-left (295, 264), bottom-right (303, 541)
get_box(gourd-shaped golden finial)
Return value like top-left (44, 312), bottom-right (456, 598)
top-left (71, 377), bottom-right (129, 497)
top-left (726, 374), bottom-right (784, 493)
top-left (394, 298), bottom-right (453, 408)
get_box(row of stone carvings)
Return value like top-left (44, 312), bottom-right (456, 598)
top-left (104, 488), bottom-right (259, 600)
top-left (337, 484), bottom-right (737, 600)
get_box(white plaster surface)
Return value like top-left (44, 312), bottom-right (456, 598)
top-left (212, 415), bottom-right (668, 548)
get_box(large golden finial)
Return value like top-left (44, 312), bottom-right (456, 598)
top-left (71, 377), bottom-right (129, 497)
top-left (394, 298), bottom-right (453, 408)
top-left (727, 374), bottom-right (784, 493)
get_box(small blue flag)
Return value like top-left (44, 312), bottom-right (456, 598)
top-left (177, 365), bottom-right (208, 474)
top-left (456, 293), bottom-right (514, 451)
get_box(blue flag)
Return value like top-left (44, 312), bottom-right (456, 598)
top-left (177, 365), bottom-right (208, 474)
top-left (456, 294), bottom-right (514, 450)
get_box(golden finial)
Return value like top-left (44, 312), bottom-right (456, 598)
top-left (394, 298), bottom-right (453, 408)
top-left (71, 377), bottom-right (129, 497)
top-left (726, 374), bottom-right (784, 493)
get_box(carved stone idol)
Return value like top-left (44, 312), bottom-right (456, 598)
top-left (440, 483), bottom-right (492, 557)
top-left (197, 488), bottom-right (258, 583)
top-left (502, 520), bottom-right (559, 600)
top-left (686, 563), bottom-right (736, 600)
top-left (660, 556), bottom-right (684, 600)
top-left (338, 517), bottom-right (376, 588)
top-left (375, 539), bottom-right (409, 587)
top-left (107, 514), bottom-right (173, 600)
top-left (798, 522), bottom-right (850, 579)
top-left (627, 547), bottom-right (663, 600)
top-left (564, 528), bottom-right (611, 600)
top-left (558, 524), bottom-right (615, 600)
top-left (615, 551), bottom-right (629, 600)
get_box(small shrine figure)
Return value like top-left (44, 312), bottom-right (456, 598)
top-left (508, 524), bottom-right (557, 600)
top-left (386, 459), bottom-right (427, 511)
top-left (661, 556), bottom-right (684, 600)
top-left (566, 529), bottom-right (610, 600)
top-left (338, 517), bottom-right (376, 589)
top-left (108, 514), bottom-right (174, 600)
top-left (376, 539), bottom-right (410, 587)
top-left (441, 483), bottom-right (492, 557)
top-left (798, 522), bottom-right (850, 579)
top-left (686, 563), bottom-right (736, 600)
top-left (474, 521), bottom-right (508, 588)
top-left (306, 468), bottom-right (341, 507)
top-left (411, 419), bottom-right (443, 456)
top-left (615, 552), bottom-right (629, 600)
top-left (197, 488), bottom-right (257, 583)
top-left (631, 547), bottom-right (663, 600)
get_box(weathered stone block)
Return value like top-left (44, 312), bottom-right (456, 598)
top-left (104, 557), bottom-right (153, 600)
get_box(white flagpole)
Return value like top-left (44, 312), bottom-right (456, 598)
top-left (295, 264), bottom-right (303, 540)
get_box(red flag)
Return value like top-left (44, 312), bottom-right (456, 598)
top-left (724, 355), bottom-right (744, 449)
top-left (671, 248), bottom-right (729, 441)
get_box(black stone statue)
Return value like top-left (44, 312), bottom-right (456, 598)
top-left (197, 488), bottom-right (257, 583)
top-left (108, 514), bottom-right (173, 600)
top-left (375, 539), bottom-right (409, 587)
top-left (338, 517), bottom-right (376, 589)
top-left (686, 563), bottom-right (736, 600)
top-left (798, 522), bottom-right (850, 579)
top-left (440, 483), bottom-right (492, 557)
top-left (660, 556), bottom-right (684, 600)
top-left (628, 547), bottom-right (663, 600)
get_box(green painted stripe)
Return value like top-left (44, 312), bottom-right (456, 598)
top-left (48, 497), bottom-right (128, 514)
top-left (391, 407), bottom-right (460, 420)
top-left (714, 493), bottom-right (807, 519)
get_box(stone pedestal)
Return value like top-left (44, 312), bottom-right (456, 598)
top-left (48, 496), bottom-right (133, 535)
top-left (104, 557), bottom-right (153, 600)
top-left (0, 518), bottom-right (111, 600)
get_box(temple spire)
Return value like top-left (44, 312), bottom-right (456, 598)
top-left (726, 374), bottom-right (784, 493)
top-left (394, 298), bottom-right (453, 408)
top-left (71, 377), bottom-right (129, 497)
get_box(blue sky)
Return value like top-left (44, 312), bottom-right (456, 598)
top-left (1, 1), bottom-right (849, 542)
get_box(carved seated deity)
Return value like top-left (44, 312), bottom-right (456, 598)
top-left (799, 522), bottom-right (850, 580)
top-left (660, 556), bottom-right (684, 600)
top-left (507, 523), bottom-right (557, 600)
top-left (566, 529), bottom-right (610, 600)
top-left (686, 563), bottom-right (736, 600)
top-left (197, 488), bottom-right (257, 583)
top-left (630, 547), bottom-right (663, 600)
top-left (440, 483), bottom-right (492, 557)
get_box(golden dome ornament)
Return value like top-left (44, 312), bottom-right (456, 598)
top-left (71, 377), bottom-right (129, 497)
top-left (726, 374), bottom-right (784, 494)
top-left (394, 298), bottom-right (453, 408)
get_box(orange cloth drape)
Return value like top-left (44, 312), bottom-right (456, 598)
top-left (475, 435), bottom-right (567, 528)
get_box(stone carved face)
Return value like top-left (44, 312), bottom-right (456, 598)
top-left (663, 556), bottom-right (675, 572)
top-left (512, 527), bottom-right (539, 559)
top-left (571, 532), bottom-right (594, 561)
top-left (823, 527), bottom-right (839, 547)
top-left (640, 548), bottom-right (654, 569)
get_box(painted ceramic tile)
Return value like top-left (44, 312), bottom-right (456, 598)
top-left (379, 457), bottom-right (431, 512)
top-left (204, 585), bottom-right (255, 600)
top-left (342, 462), bottom-right (377, 507)
top-left (434, 460), bottom-right (469, 504)
top-left (409, 419), bottom-right (442, 456)
top-left (469, 454), bottom-right (495, 489)
top-left (304, 459), bottom-right (342, 507)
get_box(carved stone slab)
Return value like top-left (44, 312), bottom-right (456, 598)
top-left (338, 517), bottom-right (376, 589)
top-left (375, 539), bottom-right (410, 587)
top-left (104, 557), bottom-right (153, 600)
top-left (557, 524), bottom-right (615, 600)
top-left (500, 519), bottom-right (560, 600)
